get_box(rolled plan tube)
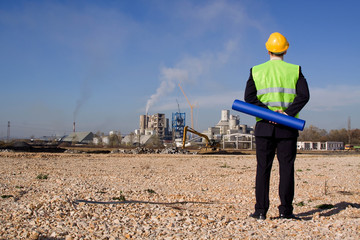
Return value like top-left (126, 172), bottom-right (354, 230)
top-left (232, 99), bottom-right (306, 131)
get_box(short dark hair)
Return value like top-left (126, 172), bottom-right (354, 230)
top-left (270, 51), bottom-right (285, 57)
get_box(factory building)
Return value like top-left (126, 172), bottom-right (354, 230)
top-left (204, 110), bottom-right (253, 138)
top-left (202, 110), bottom-right (255, 149)
top-left (139, 113), bottom-right (170, 139)
top-left (136, 110), bottom-right (254, 149)
top-left (297, 141), bottom-right (344, 151)
top-left (61, 132), bottom-right (94, 144)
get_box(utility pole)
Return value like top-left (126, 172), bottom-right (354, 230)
top-left (7, 121), bottom-right (10, 142)
top-left (348, 116), bottom-right (351, 144)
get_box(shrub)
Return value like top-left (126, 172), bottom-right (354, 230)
top-left (36, 174), bottom-right (48, 180)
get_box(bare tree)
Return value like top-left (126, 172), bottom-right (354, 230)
top-left (127, 132), bottom-right (135, 146)
top-left (327, 128), bottom-right (348, 144)
top-left (298, 125), bottom-right (328, 142)
top-left (109, 134), bottom-right (120, 147)
top-left (299, 126), bottom-right (360, 145)
top-left (350, 129), bottom-right (360, 144)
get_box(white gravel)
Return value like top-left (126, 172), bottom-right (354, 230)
top-left (0, 152), bottom-right (359, 239)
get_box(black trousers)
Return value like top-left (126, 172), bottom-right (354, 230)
top-left (254, 136), bottom-right (297, 215)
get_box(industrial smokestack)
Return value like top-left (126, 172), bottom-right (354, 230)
top-left (146, 114), bottom-right (148, 130)
top-left (73, 122), bottom-right (76, 132)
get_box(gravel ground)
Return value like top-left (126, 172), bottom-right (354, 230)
top-left (0, 152), bottom-right (359, 239)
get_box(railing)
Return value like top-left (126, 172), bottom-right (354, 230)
top-left (222, 133), bottom-right (255, 150)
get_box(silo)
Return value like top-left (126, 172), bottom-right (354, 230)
top-left (240, 124), bottom-right (247, 133)
top-left (221, 110), bottom-right (230, 121)
top-left (229, 119), bottom-right (237, 129)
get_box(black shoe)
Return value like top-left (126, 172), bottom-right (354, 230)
top-left (250, 212), bottom-right (266, 220)
top-left (279, 213), bottom-right (300, 220)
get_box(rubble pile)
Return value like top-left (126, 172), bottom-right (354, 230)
top-left (110, 147), bottom-right (192, 154)
top-left (0, 149), bottom-right (14, 152)
top-left (64, 149), bottom-right (86, 154)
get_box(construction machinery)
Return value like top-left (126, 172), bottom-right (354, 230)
top-left (182, 126), bottom-right (220, 151)
top-left (345, 144), bottom-right (360, 151)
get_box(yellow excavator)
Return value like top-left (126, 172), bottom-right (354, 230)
top-left (182, 126), bottom-right (220, 151)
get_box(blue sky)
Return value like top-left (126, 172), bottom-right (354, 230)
top-left (1, 0), bottom-right (360, 138)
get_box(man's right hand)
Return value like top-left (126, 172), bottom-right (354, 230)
top-left (269, 110), bottom-right (287, 124)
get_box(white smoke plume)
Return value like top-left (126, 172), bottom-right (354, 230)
top-left (145, 68), bottom-right (188, 115)
top-left (145, 40), bottom-right (237, 114)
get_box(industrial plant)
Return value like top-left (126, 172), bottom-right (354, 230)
top-left (2, 101), bottom-right (345, 152)
top-left (3, 107), bottom-right (346, 152)
top-left (119, 109), bottom-right (344, 151)
top-left (122, 109), bottom-right (255, 150)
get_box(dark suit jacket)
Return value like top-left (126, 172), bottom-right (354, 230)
top-left (244, 66), bottom-right (310, 138)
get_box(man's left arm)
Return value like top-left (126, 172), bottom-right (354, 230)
top-left (284, 67), bottom-right (310, 117)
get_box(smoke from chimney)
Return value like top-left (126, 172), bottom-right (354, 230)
top-left (145, 40), bottom-right (237, 113)
top-left (73, 80), bottom-right (91, 127)
top-left (145, 67), bottom-right (188, 115)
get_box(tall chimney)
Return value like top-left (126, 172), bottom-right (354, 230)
top-left (73, 122), bottom-right (76, 132)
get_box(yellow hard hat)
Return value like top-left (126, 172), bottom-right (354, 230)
top-left (265, 32), bottom-right (289, 53)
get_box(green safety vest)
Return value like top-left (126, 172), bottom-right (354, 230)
top-left (252, 60), bottom-right (299, 121)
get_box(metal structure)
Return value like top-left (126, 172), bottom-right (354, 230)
top-left (172, 112), bottom-right (185, 139)
top-left (222, 133), bottom-right (255, 150)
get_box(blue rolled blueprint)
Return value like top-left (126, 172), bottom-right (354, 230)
top-left (231, 99), bottom-right (306, 131)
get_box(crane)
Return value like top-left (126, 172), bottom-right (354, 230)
top-left (178, 83), bottom-right (195, 131)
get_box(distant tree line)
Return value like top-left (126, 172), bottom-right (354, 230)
top-left (298, 125), bottom-right (360, 145)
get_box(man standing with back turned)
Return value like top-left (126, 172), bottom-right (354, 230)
top-left (245, 32), bottom-right (310, 220)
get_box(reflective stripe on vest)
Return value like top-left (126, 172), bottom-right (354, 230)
top-left (252, 60), bottom-right (299, 121)
top-left (256, 87), bottom-right (296, 95)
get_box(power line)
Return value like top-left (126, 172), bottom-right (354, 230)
top-left (0, 120), bottom-right (71, 139)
